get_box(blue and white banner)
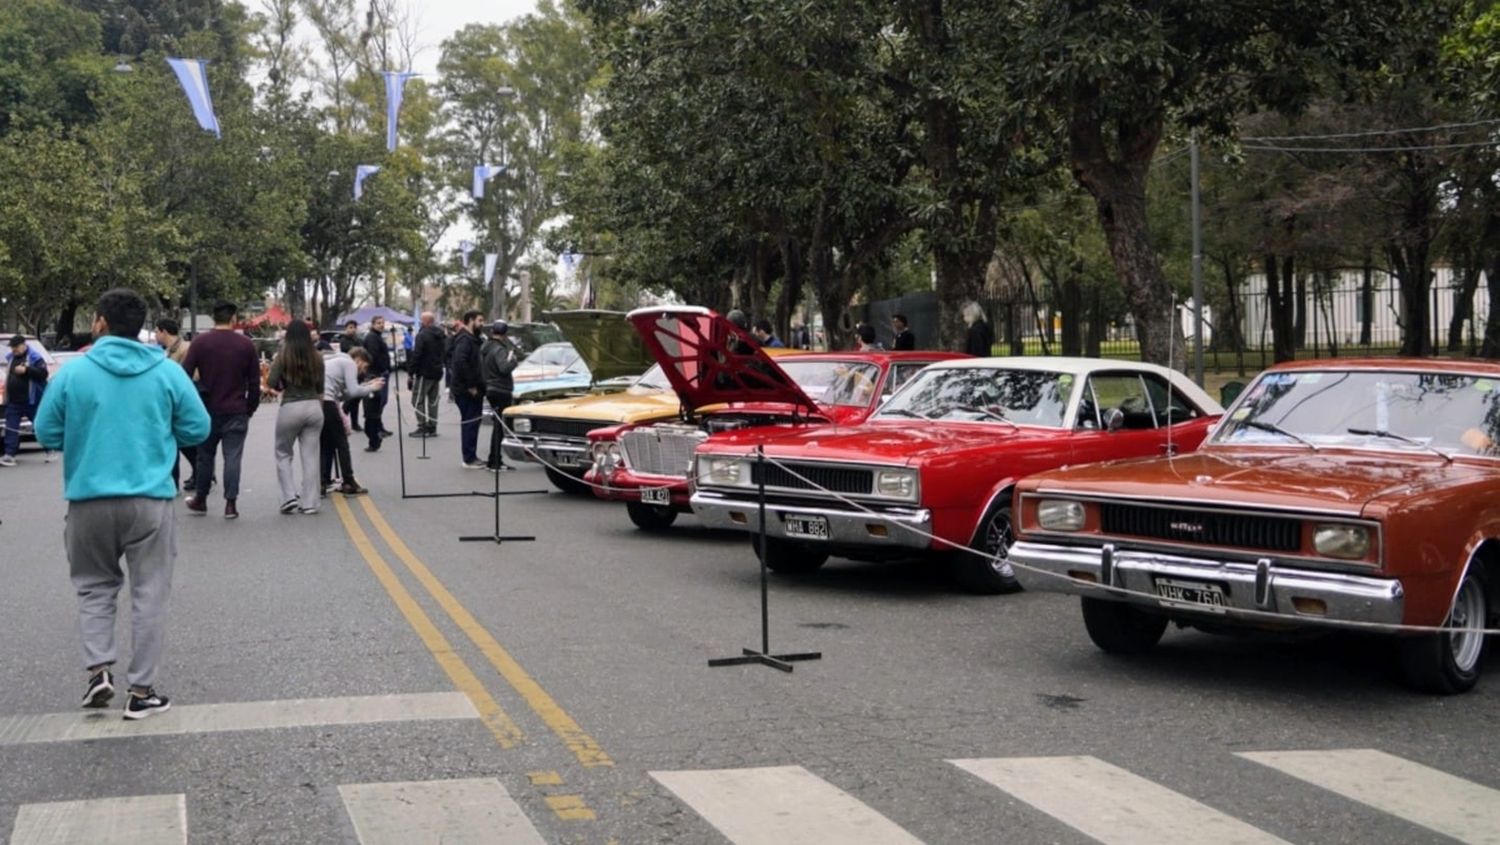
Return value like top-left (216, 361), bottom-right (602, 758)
top-left (384, 70), bottom-right (417, 152)
top-left (472, 164), bottom-right (504, 199)
top-left (354, 165), bottom-right (381, 200)
top-left (483, 253), bottom-right (498, 285)
top-left (459, 239), bottom-right (475, 269)
top-left (166, 58), bottom-right (221, 139)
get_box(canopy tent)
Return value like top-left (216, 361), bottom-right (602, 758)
top-left (336, 305), bottom-right (416, 326)
top-left (244, 304), bottom-right (293, 328)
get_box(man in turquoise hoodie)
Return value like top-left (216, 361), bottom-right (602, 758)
top-left (35, 289), bottom-right (210, 720)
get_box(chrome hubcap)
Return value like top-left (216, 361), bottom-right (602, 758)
top-left (1448, 577), bottom-right (1486, 672)
top-left (985, 511), bottom-right (1014, 578)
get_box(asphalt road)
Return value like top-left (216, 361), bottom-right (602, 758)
top-left (2, 390), bottom-right (1499, 844)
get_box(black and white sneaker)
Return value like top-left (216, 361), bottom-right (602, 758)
top-left (81, 668), bottom-right (114, 709)
top-left (279, 498), bottom-right (299, 514)
top-left (123, 689), bottom-right (171, 720)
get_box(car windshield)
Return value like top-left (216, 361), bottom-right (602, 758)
top-left (517, 343), bottom-right (582, 375)
top-left (779, 360), bottom-right (882, 407)
top-left (876, 367), bottom-right (1074, 426)
top-left (1215, 369), bottom-right (1500, 458)
top-left (628, 364), bottom-right (670, 393)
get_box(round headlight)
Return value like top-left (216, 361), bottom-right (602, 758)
top-left (1037, 499), bottom-right (1086, 531)
top-left (1313, 524), bottom-right (1371, 559)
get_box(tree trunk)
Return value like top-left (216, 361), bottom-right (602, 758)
top-left (1389, 242), bottom-right (1434, 357)
top-left (1265, 254), bottom-right (1296, 364)
top-left (1058, 271), bottom-right (1083, 356)
top-left (54, 302), bottom-right (79, 348)
top-left (1085, 287), bottom-right (1104, 357)
top-left (1447, 257), bottom-right (1480, 353)
top-left (931, 215), bottom-right (998, 352)
top-left (1359, 253), bottom-right (1375, 347)
top-left (1482, 252), bottom-right (1500, 358)
top-left (1293, 272), bottom-right (1308, 350)
top-left (1218, 260), bottom-right (1246, 376)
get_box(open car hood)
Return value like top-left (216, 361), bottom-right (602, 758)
top-left (542, 310), bottom-right (655, 384)
top-left (626, 306), bottom-right (820, 414)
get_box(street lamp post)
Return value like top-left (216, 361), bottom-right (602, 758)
top-left (491, 86), bottom-right (518, 321)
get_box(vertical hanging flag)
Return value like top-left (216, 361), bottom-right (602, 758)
top-left (165, 58), bottom-right (221, 139)
top-left (459, 240), bottom-right (475, 269)
top-left (472, 165), bottom-right (504, 199)
top-left (354, 165), bottom-right (381, 200)
top-left (483, 254), bottom-right (499, 285)
top-left (384, 70), bottom-right (417, 152)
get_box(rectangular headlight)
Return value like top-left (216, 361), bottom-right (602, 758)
top-left (512, 417), bottom-right (532, 434)
top-left (1037, 499), bottom-right (1086, 531)
top-left (701, 456), bottom-right (747, 486)
top-left (1313, 524), bottom-right (1371, 559)
top-left (875, 468), bottom-right (917, 500)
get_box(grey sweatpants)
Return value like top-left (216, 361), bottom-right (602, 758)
top-left (66, 497), bottom-right (176, 689)
top-left (275, 399), bottom-right (324, 509)
top-left (413, 376), bottom-right (441, 430)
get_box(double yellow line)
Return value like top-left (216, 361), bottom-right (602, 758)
top-left (333, 494), bottom-right (613, 768)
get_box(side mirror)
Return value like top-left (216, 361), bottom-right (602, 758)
top-left (1103, 408), bottom-right (1125, 432)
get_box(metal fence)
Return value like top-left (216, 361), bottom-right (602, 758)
top-left (856, 268), bottom-right (1491, 372)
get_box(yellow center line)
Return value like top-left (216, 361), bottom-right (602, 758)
top-left (332, 495), bottom-right (524, 749)
top-left (357, 496), bottom-right (615, 768)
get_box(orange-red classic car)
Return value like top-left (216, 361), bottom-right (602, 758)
top-left (1010, 358), bottom-right (1500, 693)
top-left (585, 306), bottom-right (965, 531)
top-left (691, 357), bottom-right (1223, 593)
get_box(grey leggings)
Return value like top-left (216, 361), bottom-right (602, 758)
top-left (275, 399), bottom-right (324, 509)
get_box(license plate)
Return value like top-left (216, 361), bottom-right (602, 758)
top-left (641, 487), bottom-right (670, 506)
top-left (1154, 578), bottom-right (1227, 613)
top-left (784, 514), bottom-right (830, 540)
top-left (554, 452), bottom-right (580, 467)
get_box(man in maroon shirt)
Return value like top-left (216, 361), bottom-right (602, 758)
top-left (181, 302), bottom-right (261, 519)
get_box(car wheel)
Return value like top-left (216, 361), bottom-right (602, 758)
top-left (953, 504), bottom-right (1023, 594)
top-left (545, 467), bottom-right (591, 496)
top-left (1080, 596), bottom-right (1169, 655)
top-left (1396, 566), bottom-right (1489, 695)
top-left (626, 500), bottom-right (678, 532)
top-left (752, 536), bottom-right (829, 574)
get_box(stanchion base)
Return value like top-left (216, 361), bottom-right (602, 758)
top-left (708, 648), bottom-right (823, 673)
top-left (459, 534), bottom-right (537, 544)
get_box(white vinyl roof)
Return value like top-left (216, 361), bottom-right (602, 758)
top-left (924, 356), bottom-right (1223, 415)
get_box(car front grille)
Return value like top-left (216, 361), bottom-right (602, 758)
top-left (750, 462), bottom-right (874, 496)
top-left (520, 418), bottom-right (601, 440)
top-left (1100, 503), bottom-right (1301, 552)
top-left (620, 425), bottom-right (705, 477)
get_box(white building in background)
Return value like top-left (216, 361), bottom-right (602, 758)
top-left (1236, 266), bottom-right (1491, 348)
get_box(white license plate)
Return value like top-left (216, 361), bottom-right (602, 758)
top-left (554, 452), bottom-right (580, 467)
top-left (641, 487), bottom-right (670, 506)
top-left (1155, 578), bottom-right (1227, 613)
top-left (784, 514), bottom-right (830, 540)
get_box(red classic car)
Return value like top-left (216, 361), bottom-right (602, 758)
top-left (690, 358), bottom-right (1224, 593)
top-left (585, 307), bottom-right (966, 530)
top-left (1009, 359), bottom-right (1500, 693)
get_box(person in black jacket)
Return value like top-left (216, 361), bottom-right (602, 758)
top-left (481, 320), bottom-right (522, 471)
top-left (449, 310), bottom-right (487, 469)
top-left (361, 316), bottom-right (392, 451)
top-left (406, 312), bottom-right (446, 437)
top-left (962, 302), bottom-right (995, 357)
top-left (891, 314), bottom-right (916, 350)
top-left (2, 335), bottom-right (48, 466)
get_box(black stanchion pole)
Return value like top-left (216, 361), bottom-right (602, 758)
top-left (394, 367), bottom-right (409, 499)
top-left (458, 413), bottom-right (541, 546)
top-left (708, 446), bottom-right (822, 673)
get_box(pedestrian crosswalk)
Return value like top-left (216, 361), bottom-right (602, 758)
top-left (7, 749), bottom-right (1498, 844)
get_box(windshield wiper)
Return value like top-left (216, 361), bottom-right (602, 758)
top-left (1241, 419), bottom-right (1318, 450)
top-left (882, 408), bottom-right (930, 420)
top-left (954, 405), bottom-right (1019, 430)
top-left (1347, 427), bottom-right (1454, 463)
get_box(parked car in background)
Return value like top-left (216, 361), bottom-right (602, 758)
top-left (691, 358), bottom-right (1223, 593)
top-left (1010, 359), bottom-right (1500, 693)
top-left (501, 310), bottom-right (664, 493)
top-left (586, 306), bottom-right (965, 531)
top-left (0, 338), bottom-right (57, 445)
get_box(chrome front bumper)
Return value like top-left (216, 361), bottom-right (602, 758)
top-left (1010, 541), bottom-right (1404, 625)
top-left (501, 436), bottom-right (588, 472)
top-left (690, 491), bottom-right (933, 550)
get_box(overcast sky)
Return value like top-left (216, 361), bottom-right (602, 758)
top-left (405, 0), bottom-right (538, 75)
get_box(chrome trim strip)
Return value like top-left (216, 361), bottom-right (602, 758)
top-left (689, 491), bottom-right (933, 550)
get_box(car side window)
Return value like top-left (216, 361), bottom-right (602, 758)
top-left (1087, 374), bottom-right (1158, 430)
top-left (1076, 380), bottom-right (1101, 429)
top-left (1142, 374), bottom-right (1202, 426)
top-left (884, 363), bottom-right (927, 397)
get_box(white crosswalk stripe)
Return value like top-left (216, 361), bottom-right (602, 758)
top-left (339, 778), bottom-right (547, 845)
top-left (650, 765), bottom-right (924, 845)
top-left (9, 793), bottom-right (186, 845)
top-left (951, 756), bottom-right (1291, 845)
top-left (1240, 749), bottom-right (1500, 845)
